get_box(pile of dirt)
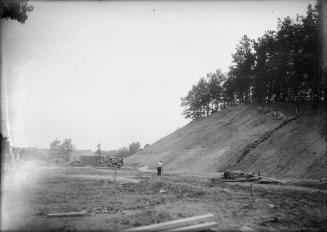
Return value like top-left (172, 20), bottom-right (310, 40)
top-left (127, 103), bottom-right (327, 179)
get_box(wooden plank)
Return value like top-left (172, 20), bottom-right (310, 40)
top-left (236, 171), bottom-right (285, 184)
top-left (212, 174), bottom-right (285, 184)
top-left (258, 176), bottom-right (286, 184)
top-left (220, 177), bottom-right (261, 182)
top-left (238, 172), bottom-right (286, 184)
top-left (121, 214), bottom-right (215, 232)
top-left (46, 211), bottom-right (90, 218)
top-left (162, 222), bottom-right (218, 232)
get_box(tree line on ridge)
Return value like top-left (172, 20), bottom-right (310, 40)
top-left (181, 3), bottom-right (325, 120)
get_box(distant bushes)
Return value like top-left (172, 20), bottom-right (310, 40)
top-left (114, 142), bottom-right (141, 158)
top-left (48, 138), bottom-right (75, 163)
top-left (110, 142), bottom-right (150, 158)
top-left (181, 3), bottom-right (325, 120)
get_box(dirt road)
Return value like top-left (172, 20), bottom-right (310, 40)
top-left (2, 165), bottom-right (327, 231)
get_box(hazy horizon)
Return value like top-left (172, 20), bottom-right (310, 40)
top-left (1, 0), bottom-right (313, 150)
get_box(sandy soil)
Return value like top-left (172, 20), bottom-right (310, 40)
top-left (126, 104), bottom-right (327, 179)
top-left (1, 165), bottom-right (327, 232)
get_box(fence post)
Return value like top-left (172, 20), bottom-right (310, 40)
top-left (114, 167), bottom-right (117, 182)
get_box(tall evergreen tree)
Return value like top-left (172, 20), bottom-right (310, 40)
top-left (230, 35), bottom-right (255, 103)
top-left (181, 2), bottom-right (323, 120)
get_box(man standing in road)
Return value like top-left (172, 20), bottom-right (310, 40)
top-left (157, 161), bottom-right (163, 176)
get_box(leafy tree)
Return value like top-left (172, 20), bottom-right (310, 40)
top-left (95, 143), bottom-right (102, 156)
top-left (61, 139), bottom-right (74, 161)
top-left (181, 78), bottom-right (212, 119)
top-left (1, 0), bottom-right (33, 24)
top-left (197, 78), bottom-right (211, 117)
top-left (48, 138), bottom-right (75, 163)
top-left (181, 85), bottom-right (203, 120)
top-left (49, 139), bottom-right (61, 155)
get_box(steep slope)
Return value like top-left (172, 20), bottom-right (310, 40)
top-left (126, 104), bottom-right (326, 179)
top-left (235, 109), bottom-right (326, 179)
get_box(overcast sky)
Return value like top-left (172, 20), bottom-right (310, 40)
top-left (1, 0), bottom-right (313, 150)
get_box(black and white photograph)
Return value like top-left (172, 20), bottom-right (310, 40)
top-left (1, 0), bottom-right (327, 231)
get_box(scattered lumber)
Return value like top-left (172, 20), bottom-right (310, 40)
top-left (223, 171), bottom-right (254, 179)
top-left (219, 176), bottom-right (261, 182)
top-left (211, 171), bottom-right (286, 184)
top-left (162, 221), bottom-right (218, 232)
top-left (46, 210), bottom-right (90, 218)
top-left (257, 176), bottom-right (286, 184)
top-left (121, 213), bottom-right (215, 232)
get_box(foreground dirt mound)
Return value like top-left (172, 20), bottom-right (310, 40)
top-left (127, 103), bottom-right (326, 179)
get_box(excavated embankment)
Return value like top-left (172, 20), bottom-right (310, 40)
top-left (127, 104), bottom-right (326, 179)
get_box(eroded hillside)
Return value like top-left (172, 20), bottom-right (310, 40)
top-left (126, 104), bottom-right (326, 179)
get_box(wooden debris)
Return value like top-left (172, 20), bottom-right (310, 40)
top-left (46, 210), bottom-right (90, 218)
top-left (121, 213), bottom-right (215, 232)
top-left (219, 177), bottom-right (261, 182)
top-left (162, 221), bottom-right (217, 232)
top-left (211, 171), bottom-right (286, 184)
top-left (257, 176), bottom-right (286, 184)
top-left (223, 171), bottom-right (254, 179)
